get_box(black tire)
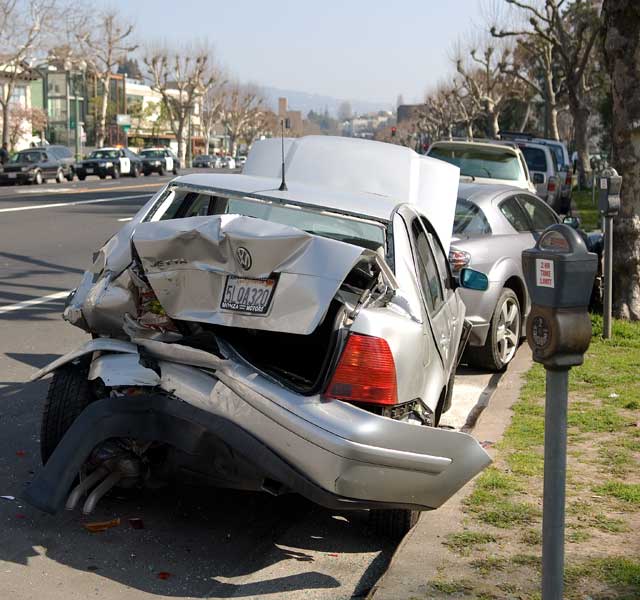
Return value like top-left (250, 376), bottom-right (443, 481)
top-left (158, 165), bottom-right (165, 176)
top-left (99, 174), bottom-right (106, 179)
top-left (369, 508), bottom-right (420, 539)
top-left (172, 166), bottom-right (178, 175)
top-left (111, 166), bottom-right (120, 179)
top-left (78, 173), bottom-right (86, 181)
top-left (55, 169), bottom-right (64, 183)
top-left (34, 170), bottom-right (43, 185)
top-left (144, 170), bottom-right (151, 176)
top-left (131, 164), bottom-right (139, 178)
top-left (40, 363), bottom-right (93, 464)
top-left (65, 168), bottom-right (75, 182)
top-left (466, 288), bottom-right (521, 372)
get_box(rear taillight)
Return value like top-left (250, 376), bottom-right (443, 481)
top-left (449, 248), bottom-right (471, 272)
top-left (547, 178), bottom-right (557, 193)
top-left (565, 173), bottom-right (572, 185)
top-left (325, 334), bottom-right (397, 405)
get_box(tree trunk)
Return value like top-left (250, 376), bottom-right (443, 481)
top-left (96, 76), bottom-right (110, 148)
top-left (603, 0), bottom-right (640, 320)
top-left (176, 121), bottom-right (186, 167)
top-left (1, 102), bottom-right (9, 146)
top-left (488, 109), bottom-right (500, 139)
top-left (228, 133), bottom-right (236, 157)
top-left (519, 102), bottom-right (531, 132)
top-left (204, 130), bottom-right (210, 155)
top-left (570, 95), bottom-right (591, 188)
top-left (466, 121), bottom-right (473, 140)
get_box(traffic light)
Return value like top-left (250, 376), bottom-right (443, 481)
top-left (391, 127), bottom-right (397, 137)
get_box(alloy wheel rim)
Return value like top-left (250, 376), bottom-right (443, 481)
top-left (496, 297), bottom-right (520, 364)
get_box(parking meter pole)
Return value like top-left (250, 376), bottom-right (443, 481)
top-left (542, 368), bottom-right (569, 600)
top-left (603, 215), bottom-right (613, 339)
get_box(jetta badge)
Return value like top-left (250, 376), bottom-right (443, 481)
top-left (236, 247), bottom-right (252, 271)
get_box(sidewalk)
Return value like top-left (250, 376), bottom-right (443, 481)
top-left (369, 345), bottom-right (532, 599)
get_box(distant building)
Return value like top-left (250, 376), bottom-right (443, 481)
top-left (278, 97), bottom-right (303, 137)
top-left (342, 110), bottom-right (393, 138)
top-left (0, 58), bottom-right (40, 150)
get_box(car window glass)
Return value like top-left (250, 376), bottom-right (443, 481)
top-left (428, 145), bottom-right (523, 180)
top-left (521, 146), bottom-right (547, 172)
top-left (499, 197), bottom-right (530, 232)
top-left (427, 229), bottom-right (451, 293)
top-left (517, 195), bottom-right (558, 230)
top-left (412, 219), bottom-right (444, 313)
top-left (453, 199), bottom-right (492, 235)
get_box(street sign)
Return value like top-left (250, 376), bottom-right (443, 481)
top-left (116, 114), bottom-right (131, 126)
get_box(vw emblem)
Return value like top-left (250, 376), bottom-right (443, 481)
top-left (236, 247), bottom-right (252, 271)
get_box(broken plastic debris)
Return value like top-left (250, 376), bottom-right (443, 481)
top-left (157, 571), bottom-right (172, 580)
top-left (0, 496), bottom-right (15, 501)
top-left (83, 518), bottom-right (121, 533)
top-left (128, 517), bottom-right (144, 529)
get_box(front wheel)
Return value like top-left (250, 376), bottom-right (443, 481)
top-left (34, 170), bottom-right (43, 185)
top-left (65, 168), bottom-right (75, 182)
top-left (131, 164), bottom-right (139, 178)
top-left (158, 166), bottom-right (165, 176)
top-left (78, 173), bottom-right (86, 181)
top-left (41, 363), bottom-right (94, 464)
top-left (467, 288), bottom-right (521, 372)
top-left (172, 166), bottom-right (179, 175)
top-left (369, 508), bottom-right (420, 539)
top-left (111, 167), bottom-right (120, 179)
top-left (56, 169), bottom-right (64, 183)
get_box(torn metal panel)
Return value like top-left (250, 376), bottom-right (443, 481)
top-left (131, 214), bottom-right (368, 335)
top-left (30, 339), bottom-right (139, 381)
top-left (134, 338), bottom-right (229, 371)
top-left (88, 354), bottom-right (160, 387)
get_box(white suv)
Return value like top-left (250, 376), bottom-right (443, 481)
top-left (427, 141), bottom-right (536, 194)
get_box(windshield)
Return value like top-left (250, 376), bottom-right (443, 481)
top-left (11, 152), bottom-right (43, 163)
top-left (147, 191), bottom-right (386, 251)
top-left (429, 145), bottom-right (522, 181)
top-left (453, 199), bottom-right (491, 235)
top-left (90, 150), bottom-right (119, 159)
top-left (140, 149), bottom-right (164, 158)
top-left (521, 147), bottom-right (547, 173)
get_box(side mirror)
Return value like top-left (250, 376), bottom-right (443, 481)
top-left (562, 215), bottom-right (581, 229)
top-left (460, 268), bottom-right (489, 291)
top-left (532, 172), bottom-right (545, 184)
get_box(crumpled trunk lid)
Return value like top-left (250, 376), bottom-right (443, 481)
top-left (131, 214), bottom-right (374, 335)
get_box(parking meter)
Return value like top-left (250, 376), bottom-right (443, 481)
top-left (522, 224), bottom-right (597, 368)
top-left (522, 223), bottom-right (597, 600)
top-left (598, 175), bottom-right (621, 216)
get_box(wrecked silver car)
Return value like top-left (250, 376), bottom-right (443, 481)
top-left (25, 136), bottom-right (492, 537)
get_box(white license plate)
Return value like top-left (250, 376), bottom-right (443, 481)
top-left (8, 173), bottom-right (16, 178)
top-left (221, 276), bottom-right (275, 315)
top-left (86, 168), bottom-right (94, 174)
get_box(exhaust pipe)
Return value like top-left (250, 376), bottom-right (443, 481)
top-left (82, 471), bottom-right (124, 515)
top-left (65, 467), bottom-right (110, 511)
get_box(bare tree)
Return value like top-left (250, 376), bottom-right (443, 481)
top-left (450, 77), bottom-right (483, 139)
top-left (200, 76), bottom-right (226, 156)
top-left (76, 11), bottom-right (137, 148)
top-left (492, 0), bottom-right (600, 184)
top-left (0, 0), bottom-right (56, 146)
top-left (221, 84), bottom-right (263, 156)
top-left (145, 45), bottom-right (216, 165)
top-left (455, 40), bottom-right (524, 138)
top-left (602, 0), bottom-right (640, 320)
top-left (8, 105), bottom-right (47, 149)
top-left (241, 107), bottom-right (274, 148)
top-left (337, 100), bottom-right (352, 122)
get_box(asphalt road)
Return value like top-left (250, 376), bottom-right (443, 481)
top-left (0, 172), bottom-right (498, 600)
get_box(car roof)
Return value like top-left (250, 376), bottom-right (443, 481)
top-left (457, 182), bottom-right (524, 205)
top-left (429, 140), bottom-right (519, 155)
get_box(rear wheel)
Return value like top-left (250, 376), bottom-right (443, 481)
top-left (158, 165), bottom-right (165, 176)
top-left (369, 508), bottom-right (420, 539)
top-left (144, 170), bottom-right (151, 176)
top-left (40, 362), bottom-right (94, 464)
top-left (111, 166), bottom-right (120, 179)
top-left (55, 168), bottom-right (64, 183)
top-left (65, 168), bottom-right (75, 182)
top-left (34, 170), bottom-right (43, 185)
top-left (99, 174), bottom-right (106, 179)
top-left (172, 166), bottom-right (178, 175)
top-left (467, 288), bottom-right (521, 372)
top-left (131, 164), bottom-right (139, 178)
top-left (78, 173), bottom-right (86, 181)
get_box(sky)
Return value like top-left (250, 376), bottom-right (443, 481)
top-left (108, 0), bottom-right (487, 106)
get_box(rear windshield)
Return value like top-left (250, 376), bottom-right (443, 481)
top-left (140, 149), bottom-right (165, 158)
top-left (453, 199), bottom-right (491, 235)
top-left (146, 191), bottom-right (386, 251)
top-left (90, 150), bottom-right (119, 159)
top-left (429, 145), bottom-right (522, 181)
top-left (521, 147), bottom-right (547, 172)
top-left (548, 144), bottom-right (566, 169)
top-left (11, 151), bottom-right (43, 163)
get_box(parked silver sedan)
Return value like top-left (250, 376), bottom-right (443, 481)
top-left (449, 183), bottom-right (601, 371)
top-left (25, 136), bottom-right (491, 538)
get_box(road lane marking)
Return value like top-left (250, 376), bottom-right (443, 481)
top-left (13, 181), bottom-right (166, 195)
top-left (117, 217), bottom-right (133, 222)
top-left (0, 193), bottom-right (151, 214)
top-left (0, 290), bottom-right (71, 314)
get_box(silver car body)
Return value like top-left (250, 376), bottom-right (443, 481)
top-left (450, 183), bottom-right (562, 347)
top-left (28, 136), bottom-right (491, 513)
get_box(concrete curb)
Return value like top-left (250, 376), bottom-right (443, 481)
top-left (368, 345), bottom-right (533, 600)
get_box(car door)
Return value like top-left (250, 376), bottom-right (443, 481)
top-left (515, 193), bottom-right (559, 236)
top-left (410, 217), bottom-right (460, 374)
top-left (117, 149), bottom-right (130, 174)
top-left (41, 152), bottom-right (57, 178)
top-left (163, 150), bottom-right (173, 172)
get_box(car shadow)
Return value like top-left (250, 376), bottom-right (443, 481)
top-left (0, 376), bottom-right (396, 598)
